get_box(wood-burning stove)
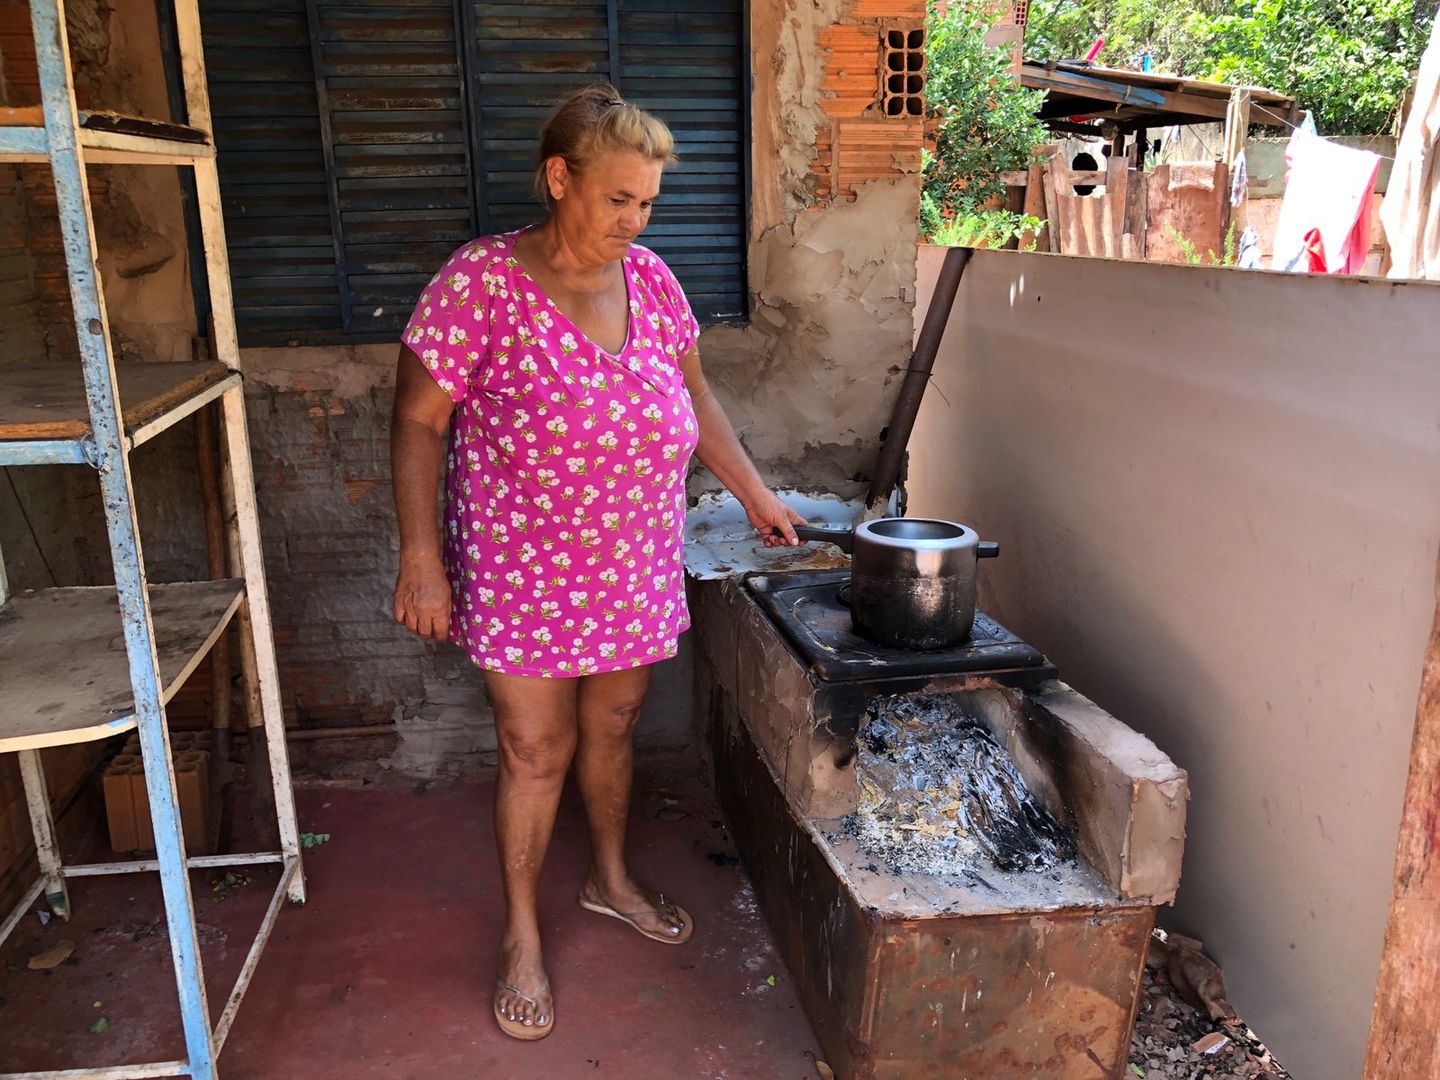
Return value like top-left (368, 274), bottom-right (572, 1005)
top-left (690, 571), bottom-right (1188, 1080)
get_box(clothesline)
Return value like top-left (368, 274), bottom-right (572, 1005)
top-left (1248, 102), bottom-right (1400, 165)
top-left (1151, 102), bottom-right (1400, 165)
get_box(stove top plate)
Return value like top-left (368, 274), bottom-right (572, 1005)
top-left (747, 570), bottom-right (1053, 684)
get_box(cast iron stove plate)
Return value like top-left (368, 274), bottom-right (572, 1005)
top-left (747, 569), bottom-right (1052, 684)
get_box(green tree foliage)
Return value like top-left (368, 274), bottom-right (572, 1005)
top-left (1025, 0), bottom-right (1439, 135)
top-left (923, 0), bottom-right (1049, 238)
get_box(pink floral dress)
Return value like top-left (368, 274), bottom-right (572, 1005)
top-left (403, 231), bottom-right (700, 678)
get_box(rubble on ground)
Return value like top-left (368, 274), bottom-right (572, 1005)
top-left (1130, 937), bottom-right (1291, 1080)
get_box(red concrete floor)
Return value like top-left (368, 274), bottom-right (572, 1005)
top-left (0, 752), bottom-right (822, 1079)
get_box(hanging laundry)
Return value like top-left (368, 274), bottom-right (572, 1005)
top-left (1381, 9), bottom-right (1440, 280)
top-left (1271, 131), bottom-right (1381, 274)
top-left (1237, 226), bottom-right (1263, 269)
top-left (1229, 149), bottom-right (1248, 208)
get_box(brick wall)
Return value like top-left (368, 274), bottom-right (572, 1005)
top-left (244, 381), bottom-right (433, 729)
top-left (812, 0), bottom-right (926, 203)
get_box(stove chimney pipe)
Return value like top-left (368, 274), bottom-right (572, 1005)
top-left (866, 245), bottom-right (972, 508)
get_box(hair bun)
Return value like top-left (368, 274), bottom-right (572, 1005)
top-left (533, 83), bottom-right (677, 209)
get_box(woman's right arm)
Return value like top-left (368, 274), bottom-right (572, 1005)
top-left (391, 345), bottom-right (458, 641)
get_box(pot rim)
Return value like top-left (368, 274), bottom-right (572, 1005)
top-left (856, 517), bottom-right (977, 550)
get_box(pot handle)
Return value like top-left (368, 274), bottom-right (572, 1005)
top-left (790, 525), bottom-right (855, 554)
top-left (977, 540), bottom-right (1001, 558)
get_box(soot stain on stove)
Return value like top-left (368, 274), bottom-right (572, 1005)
top-left (843, 694), bottom-right (1077, 880)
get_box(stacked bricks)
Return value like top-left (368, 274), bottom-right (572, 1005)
top-left (102, 732), bottom-right (211, 855)
top-left (814, 0), bottom-right (926, 203)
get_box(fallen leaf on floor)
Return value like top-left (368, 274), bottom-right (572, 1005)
top-left (28, 940), bottom-right (75, 971)
top-left (766, 974), bottom-right (777, 986)
top-left (815, 1062), bottom-right (836, 1080)
top-left (210, 870), bottom-right (252, 903)
top-left (299, 832), bottom-right (332, 849)
top-left (89, 1017), bottom-right (109, 1034)
top-left (1129, 1065), bottom-right (1145, 1078)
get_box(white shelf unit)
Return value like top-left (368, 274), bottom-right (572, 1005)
top-left (0, 3), bottom-right (305, 1078)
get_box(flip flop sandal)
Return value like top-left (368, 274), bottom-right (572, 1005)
top-left (493, 980), bottom-right (554, 1041)
top-left (578, 892), bottom-right (694, 945)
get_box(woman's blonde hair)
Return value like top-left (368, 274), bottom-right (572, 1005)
top-left (534, 83), bottom-right (677, 208)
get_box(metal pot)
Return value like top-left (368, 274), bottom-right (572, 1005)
top-left (793, 517), bottom-right (1000, 650)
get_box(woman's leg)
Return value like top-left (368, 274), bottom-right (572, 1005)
top-left (485, 671), bottom-right (579, 1028)
top-left (574, 666), bottom-right (686, 936)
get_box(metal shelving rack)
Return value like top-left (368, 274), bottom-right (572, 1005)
top-left (0, 2), bottom-right (304, 1077)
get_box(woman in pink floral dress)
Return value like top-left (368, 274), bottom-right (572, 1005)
top-left (389, 85), bottom-right (804, 1040)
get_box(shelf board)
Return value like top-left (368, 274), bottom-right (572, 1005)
top-left (0, 580), bottom-right (244, 753)
top-left (0, 361), bottom-right (240, 465)
top-left (0, 109), bottom-right (213, 165)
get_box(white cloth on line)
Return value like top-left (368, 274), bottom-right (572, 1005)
top-left (1381, 10), bottom-right (1440, 280)
top-left (1237, 226), bottom-right (1263, 269)
top-left (1271, 131), bottom-right (1381, 274)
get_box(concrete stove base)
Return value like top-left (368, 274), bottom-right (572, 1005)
top-left (708, 688), bottom-right (1155, 1079)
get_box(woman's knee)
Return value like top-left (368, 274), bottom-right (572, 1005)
top-left (583, 699), bottom-right (645, 741)
top-left (497, 728), bottom-right (575, 779)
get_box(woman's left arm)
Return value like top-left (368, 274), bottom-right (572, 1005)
top-left (681, 346), bottom-right (805, 548)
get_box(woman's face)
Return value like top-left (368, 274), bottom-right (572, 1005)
top-left (548, 149), bottom-right (663, 262)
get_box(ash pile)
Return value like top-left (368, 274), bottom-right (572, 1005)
top-left (845, 694), bottom-right (1076, 878)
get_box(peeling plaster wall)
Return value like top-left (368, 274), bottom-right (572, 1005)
top-left (908, 245), bottom-right (1440, 1080)
top-left (696, 180), bottom-right (919, 491)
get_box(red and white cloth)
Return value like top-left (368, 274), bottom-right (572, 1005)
top-left (1272, 131), bottom-right (1381, 275)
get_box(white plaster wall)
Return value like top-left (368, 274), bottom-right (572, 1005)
top-left (909, 245), bottom-right (1440, 1080)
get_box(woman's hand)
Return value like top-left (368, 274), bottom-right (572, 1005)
top-left (393, 551), bottom-right (452, 641)
top-left (746, 490), bottom-right (808, 548)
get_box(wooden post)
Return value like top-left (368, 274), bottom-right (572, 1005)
top-left (195, 405), bottom-right (232, 724)
top-left (1363, 548), bottom-right (1440, 1079)
top-left (195, 402), bottom-right (233, 852)
top-left (1022, 162), bottom-right (1048, 251)
top-left (1104, 155), bottom-right (1128, 256)
top-left (1223, 87), bottom-right (1252, 165)
top-left (1042, 155), bottom-right (1063, 253)
top-left (1124, 160), bottom-right (1148, 260)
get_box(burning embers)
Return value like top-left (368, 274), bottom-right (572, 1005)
top-left (846, 694), bottom-right (1076, 877)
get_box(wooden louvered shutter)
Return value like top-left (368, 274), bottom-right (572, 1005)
top-left (463, 0), bottom-right (747, 323)
top-left (307, 0), bottom-right (477, 338)
top-left (616, 0), bottom-right (747, 322)
top-left (203, 0), bottom-right (344, 344)
top-left (463, 1), bottom-right (611, 232)
top-left (204, 0), bottom-right (748, 343)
